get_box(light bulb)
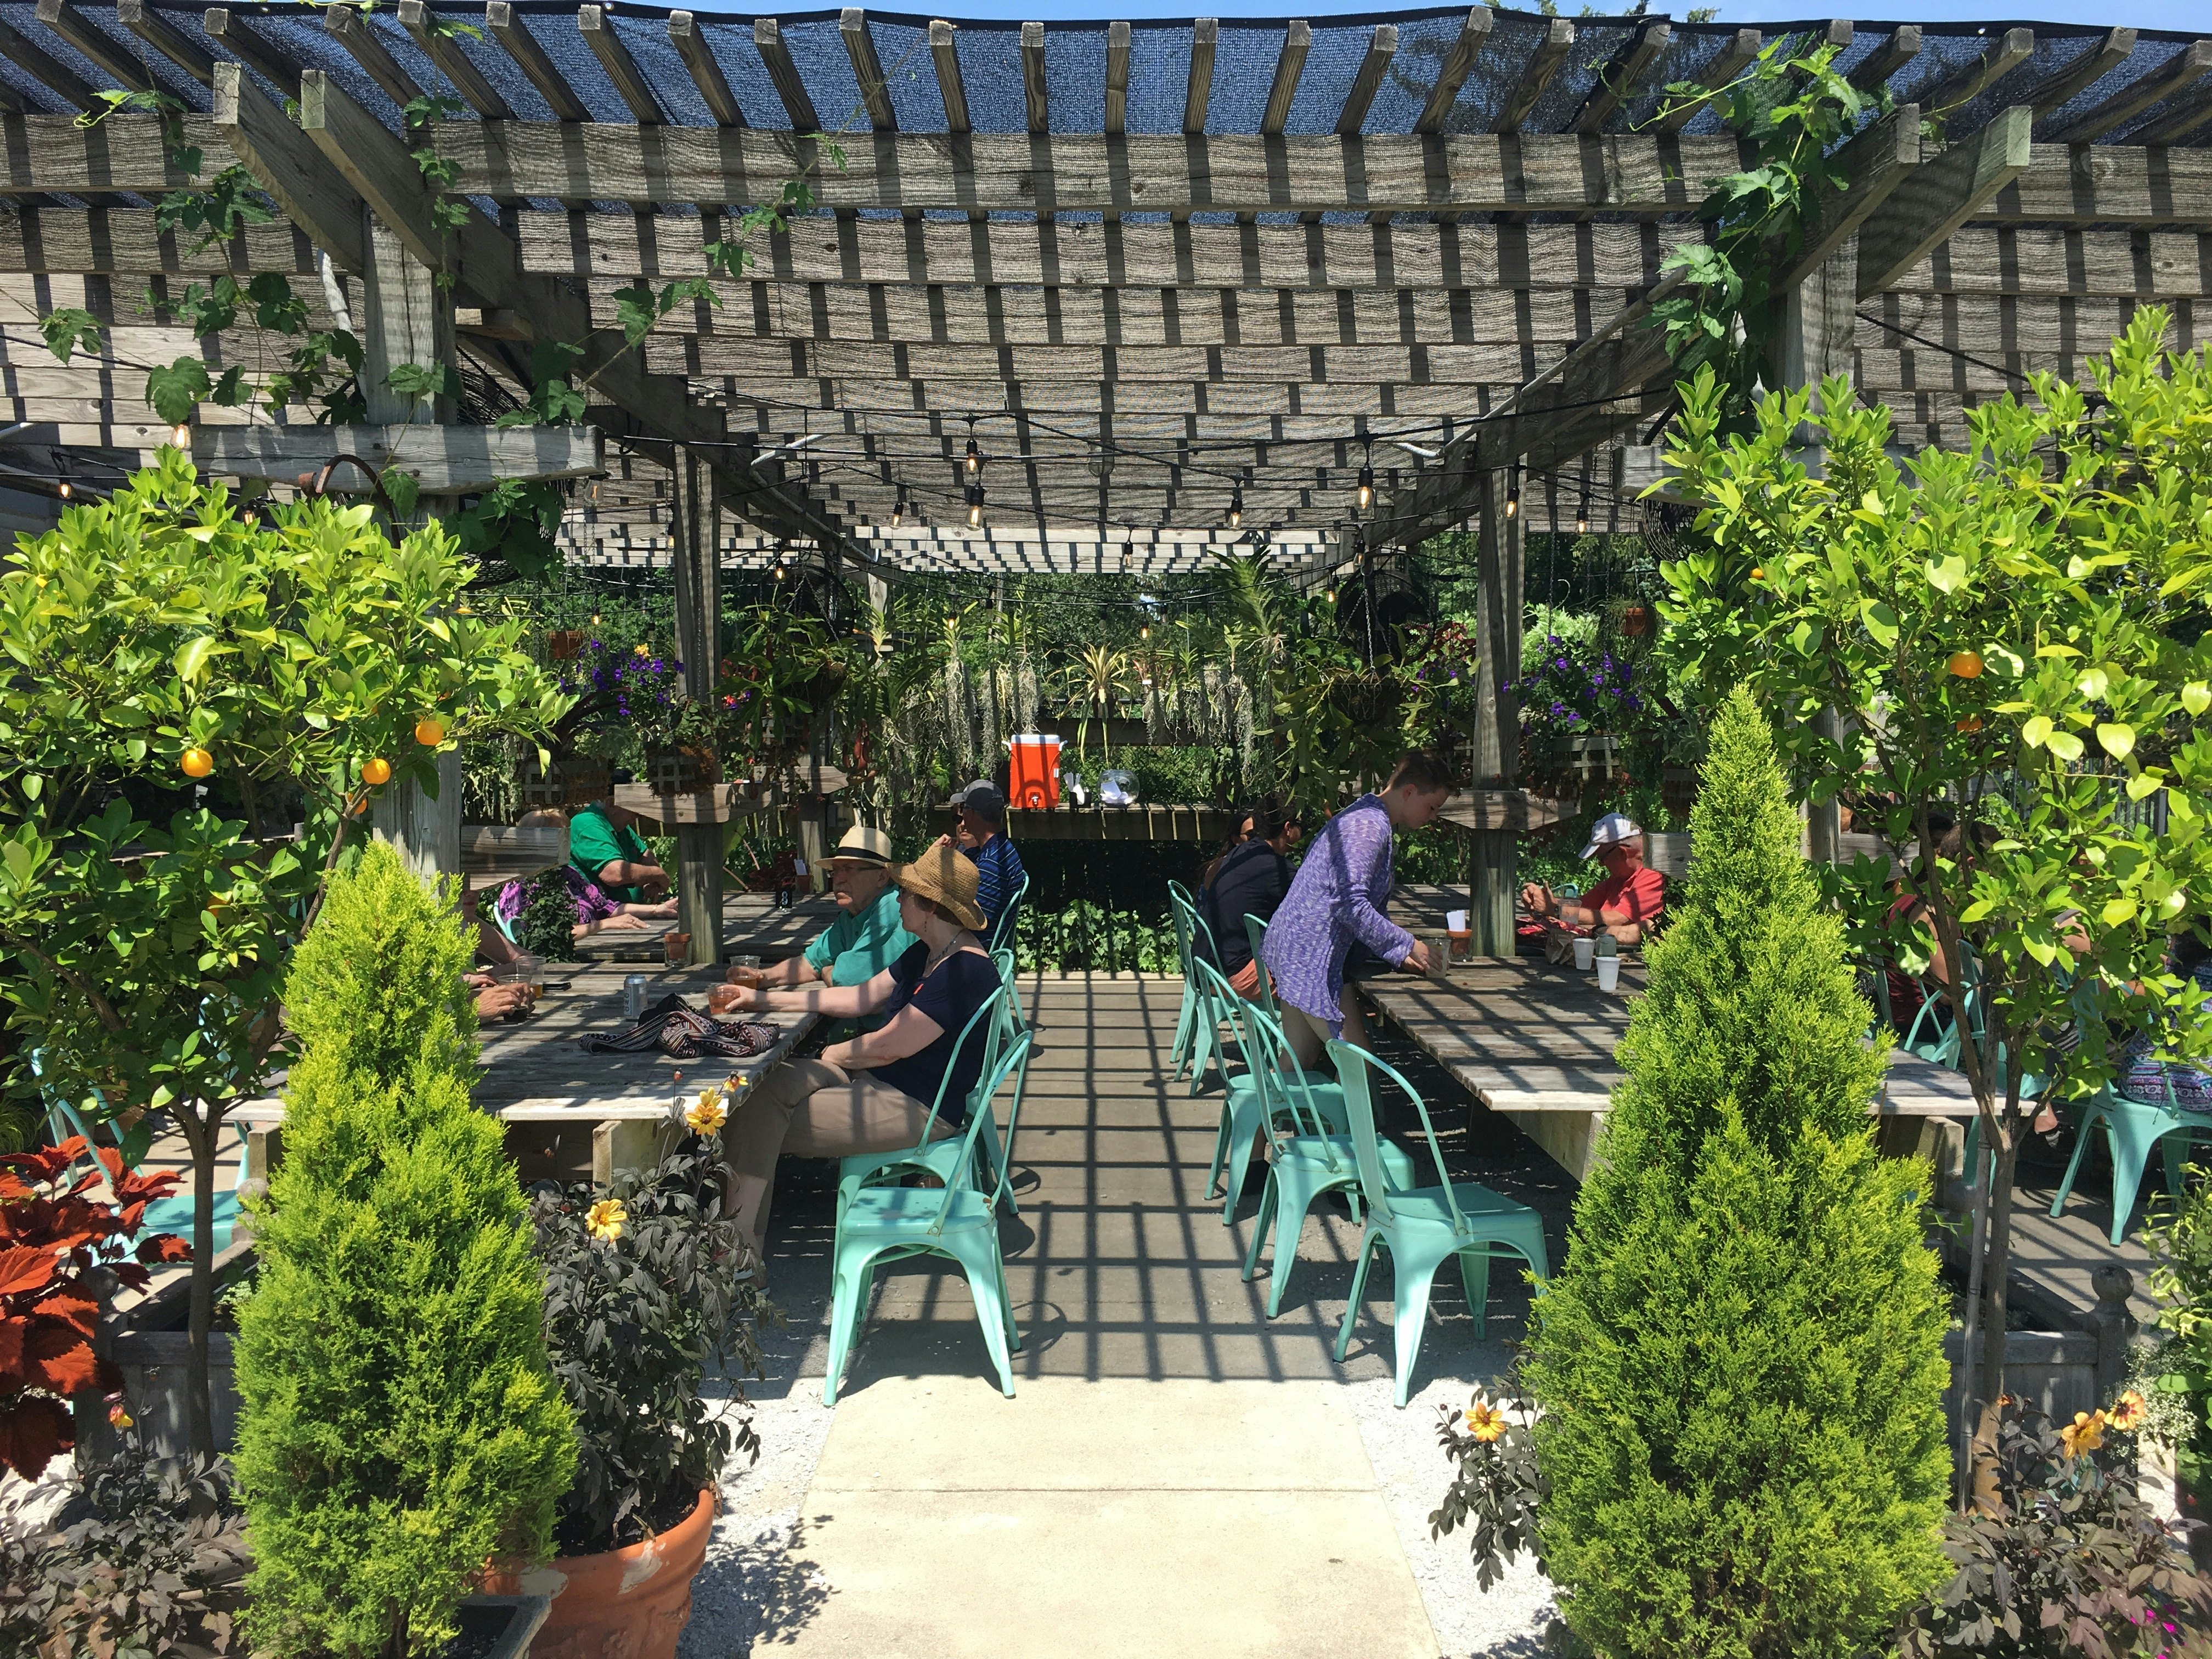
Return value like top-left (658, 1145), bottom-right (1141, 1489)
top-left (964, 436), bottom-right (980, 477)
top-left (171, 423), bottom-right (190, 447)
top-left (1356, 464), bottom-right (1374, 513)
top-left (890, 499), bottom-right (904, 528)
top-left (1504, 493), bottom-right (1519, 520)
top-left (590, 611), bottom-right (602, 627)
top-left (1228, 486), bottom-right (1243, 530)
top-left (57, 480), bottom-right (71, 499)
top-left (1325, 587), bottom-right (1336, 603)
top-left (1576, 512), bottom-right (1589, 534)
top-left (1141, 624), bottom-right (1150, 640)
top-left (966, 482), bottom-right (985, 528)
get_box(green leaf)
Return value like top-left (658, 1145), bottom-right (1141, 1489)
top-left (2046, 730), bottom-right (2086, 763)
top-left (1859, 601), bottom-right (1898, 647)
top-left (1924, 554), bottom-right (1968, 594)
top-left (2183, 682), bottom-right (2210, 718)
top-left (2096, 721), bottom-right (2136, 759)
top-left (2102, 896), bottom-right (2138, 927)
top-left (2022, 714), bottom-right (2053, 749)
top-left (174, 634), bottom-right (216, 683)
top-left (144, 356), bottom-right (211, 426)
top-left (2076, 667), bottom-right (2111, 701)
top-left (40, 306), bottom-right (105, 364)
top-left (381, 466), bottom-right (422, 521)
top-left (2128, 771), bottom-right (2165, 802)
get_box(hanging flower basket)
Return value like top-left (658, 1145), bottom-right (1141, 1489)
top-left (646, 746), bottom-right (721, 795)
top-left (1329, 673), bottom-right (1404, 727)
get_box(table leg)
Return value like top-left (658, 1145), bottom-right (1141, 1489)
top-left (592, 1118), bottom-right (662, 1186)
top-left (675, 821), bottom-right (723, 967)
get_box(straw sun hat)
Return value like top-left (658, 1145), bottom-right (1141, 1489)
top-left (890, 842), bottom-right (989, 934)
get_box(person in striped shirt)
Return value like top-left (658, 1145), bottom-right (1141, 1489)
top-left (950, 779), bottom-right (1026, 943)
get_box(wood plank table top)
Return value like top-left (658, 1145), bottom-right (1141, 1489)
top-left (235, 966), bottom-right (816, 1125)
top-left (1361, 959), bottom-right (1979, 1121)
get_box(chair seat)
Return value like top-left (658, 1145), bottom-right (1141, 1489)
top-left (838, 1182), bottom-right (1000, 1237)
top-left (1375, 1181), bottom-right (1537, 1232)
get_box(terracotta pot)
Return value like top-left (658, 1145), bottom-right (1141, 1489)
top-left (527, 1487), bottom-right (717, 1659)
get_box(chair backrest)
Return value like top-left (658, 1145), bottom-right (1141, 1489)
top-left (912, 978), bottom-right (1012, 1147)
top-left (1241, 913), bottom-right (1280, 1018)
top-left (1188, 958), bottom-right (1254, 1083)
top-left (928, 1029), bottom-right (1035, 1229)
top-left (1328, 1039), bottom-right (1467, 1234)
top-left (1167, 890), bottom-right (1197, 978)
top-left (1166, 880), bottom-right (1196, 913)
top-left (1223, 990), bottom-right (1348, 1174)
top-left (988, 875), bottom-right (1031, 953)
top-left (31, 1048), bottom-right (108, 1183)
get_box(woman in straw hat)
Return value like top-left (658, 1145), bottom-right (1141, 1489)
top-left (716, 840), bottom-right (1004, 1270)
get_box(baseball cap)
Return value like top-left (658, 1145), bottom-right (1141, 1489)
top-left (1579, 812), bottom-right (1642, 861)
top-left (952, 779), bottom-right (1006, 814)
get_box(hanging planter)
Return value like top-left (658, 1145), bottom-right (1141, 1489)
top-left (1620, 605), bottom-right (1654, 637)
top-left (645, 746), bottom-right (721, 794)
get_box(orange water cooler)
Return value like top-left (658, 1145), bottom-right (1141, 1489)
top-left (1009, 734), bottom-right (1062, 809)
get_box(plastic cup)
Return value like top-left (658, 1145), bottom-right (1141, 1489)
top-left (1446, 909), bottom-right (1468, 933)
top-left (1596, 955), bottom-right (1621, 992)
top-left (663, 931), bottom-right (692, 965)
top-left (1572, 936), bottom-right (1596, 972)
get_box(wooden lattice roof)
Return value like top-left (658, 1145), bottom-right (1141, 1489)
top-left (3, 4), bottom-right (2211, 574)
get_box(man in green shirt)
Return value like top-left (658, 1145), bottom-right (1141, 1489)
top-left (567, 798), bottom-right (670, 904)
top-left (719, 825), bottom-right (917, 1032)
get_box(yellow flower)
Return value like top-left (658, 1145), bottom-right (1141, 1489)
top-left (1464, 1400), bottom-right (1508, 1443)
top-left (584, 1198), bottom-right (628, 1243)
top-left (2060, 1409), bottom-right (2108, 1458)
top-left (685, 1088), bottom-right (729, 1135)
top-left (108, 1401), bottom-right (133, 1429)
top-left (2109, 1391), bottom-right (2147, 1432)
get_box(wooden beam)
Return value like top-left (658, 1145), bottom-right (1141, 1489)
top-left (2136, 88), bottom-right (2212, 149)
top-left (1655, 26), bottom-right (1756, 134)
top-left (119, 0), bottom-right (217, 87)
top-left (210, 64), bottom-right (366, 275)
top-left (1184, 17), bottom-right (1216, 136)
top-left (931, 18), bottom-right (970, 135)
top-left (1019, 20), bottom-right (1047, 136)
top-left (1849, 25), bottom-right (1920, 93)
top-left (1414, 8), bottom-right (1494, 137)
top-left (669, 11), bottom-right (744, 128)
top-left (841, 8), bottom-right (895, 131)
top-left (1495, 19), bottom-right (1572, 135)
top-left (195, 422), bottom-right (602, 487)
top-left (488, 2), bottom-right (589, 122)
top-left (1917, 27), bottom-right (2034, 120)
top-left (394, 0), bottom-right (503, 116)
top-left (1573, 19), bottom-right (1669, 136)
top-left (205, 7), bottom-right (304, 100)
top-left (0, 17), bottom-right (101, 109)
top-left (324, 3), bottom-right (424, 112)
top-left (1857, 106), bottom-right (2032, 297)
top-left (579, 5), bottom-right (663, 126)
top-left (37, 0), bottom-right (153, 94)
top-left (2017, 27), bottom-right (2135, 117)
top-left (1775, 104), bottom-right (1922, 292)
top-left (1105, 19), bottom-right (1129, 137)
top-left (2047, 40), bottom-right (2212, 143)
top-left (1336, 22), bottom-right (1394, 136)
top-left (754, 18), bottom-right (820, 132)
top-left (1261, 20), bottom-right (1311, 138)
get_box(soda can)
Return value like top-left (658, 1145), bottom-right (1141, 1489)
top-left (623, 973), bottom-right (648, 1023)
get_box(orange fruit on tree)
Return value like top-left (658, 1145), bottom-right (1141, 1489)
top-left (1956, 715), bottom-right (1984, 733)
top-left (180, 746), bottom-right (213, 778)
top-left (1750, 567), bottom-right (1764, 580)
top-left (414, 716), bottom-right (447, 747)
top-left (1948, 650), bottom-right (1984, 679)
top-left (362, 757), bottom-right (393, 785)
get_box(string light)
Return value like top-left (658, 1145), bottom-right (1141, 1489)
top-left (170, 422), bottom-right (190, 447)
top-left (964, 418), bottom-right (981, 478)
top-left (966, 482), bottom-right (986, 529)
top-left (1576, 493), bottom-right (1589, 535)
top-left (1227, 484), bottom-right (1243, 530)
top-left (890, 494), bottom-right (905, 529)
top-left (57, 479), bottom-right (71, 499)
top-left (1355, 462), bottom-right (1374, 514)
top-left (1504, 465), bottom-right (1520, 521)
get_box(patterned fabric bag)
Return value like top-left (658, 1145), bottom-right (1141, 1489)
top-left (580, 994), bottom-right (778, 1059)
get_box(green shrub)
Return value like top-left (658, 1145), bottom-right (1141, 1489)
top-left (234, 841), bottom-right (574, 1658)
top-left (1522, 686), bottom-right (1951, 1659)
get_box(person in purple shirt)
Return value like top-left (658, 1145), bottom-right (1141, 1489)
top-left (1261, 753), bottom-right (1455, 1068)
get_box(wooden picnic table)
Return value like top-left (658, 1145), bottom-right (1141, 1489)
top-left (236, 966), bottom-right (816, 1184)
top-left (1361, 957), bottom-right (1977, 1181)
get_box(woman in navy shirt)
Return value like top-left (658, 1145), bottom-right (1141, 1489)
top-left (720, 842), bottom-right (1004, 1270)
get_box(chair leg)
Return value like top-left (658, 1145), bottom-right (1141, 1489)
top-left (1171, 983), bottom-right (1198, 1077)
top-left (2049, 1107), bottom-right (2103, 1219)
top-left (1242, 1167), bottom-right (1279, 1284)
top-left (1218, 1098), bottom-right (1264, 1225)
top-left (1205, 1100), bottom-right (1236, 1199)
top-left (948, 1232), bottom-right (1018, 1398)
top-left (1390, 1256), bottom-right (1444, 1409)
top-left (1456, 1248), bottom-right (1492, 1341)
top-left (1263, 1167), bottom-right (1333, 1320)
top-left (1188, 1009), bottom-right (1218, 1098)
top-left (2106, 1112), bottom-right (2161, 1246)
top-left (1335, 1229), bottom-right (1384, 1363)
top-left (822, 1247), bottom-right (877, 1407)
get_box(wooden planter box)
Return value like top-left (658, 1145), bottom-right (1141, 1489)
top-left (76, 1237), bottom-right (255, 1465)
top-left (646, 748), bottom-right (721, 795)
top-left (519, 756), bottom-right (612, 811)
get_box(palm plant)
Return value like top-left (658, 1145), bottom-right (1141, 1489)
top-left (1056, 643), bottom-right (1138, 766)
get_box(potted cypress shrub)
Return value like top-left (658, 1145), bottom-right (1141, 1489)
top-left (232, 843), bottom-right (576, 1658)
top-left (512, 1094), bottom-right (770, 1659)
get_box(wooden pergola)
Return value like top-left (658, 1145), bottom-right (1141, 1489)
top-left (3, 2), bottom-right (2210, 946)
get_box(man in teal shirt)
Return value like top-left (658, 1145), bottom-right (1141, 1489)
top-left (568, 797), bottom-right (670, 904)
top-left (722, 825), bottom-right (916, 1031)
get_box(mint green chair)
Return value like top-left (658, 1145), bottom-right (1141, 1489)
top-left (1231, 993), bottom-right (1417, 1316)
top-left (1172, 889), bottom-right (1229, 1096)
top-left (835, 985), bottom-right (1009, 1220)
top-left (1194, 960), bottom-right (1356, 1223)
top-left (1242, 912), bottom-right (1281, 1023)
top-left (2050, 1070), bottom-right (2212, 1244)
top-left (1328, 1040), bottom-right (1550, 1407)
top-left (1167, 881), bottom-right (1203, 1081)
top-left (33, 1049), bottom-right (241, 1255)
top-left (823, 1030), bottom-right (1034, 1405)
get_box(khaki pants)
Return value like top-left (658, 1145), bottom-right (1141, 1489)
top-left (1280, 981), bottom-right (1373, 1072)
top-left (723, 1057), bottom-right (953, 1261)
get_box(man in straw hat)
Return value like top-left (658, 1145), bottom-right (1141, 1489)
top-left (719, 825), bottom-right (917, 1033)
top-left (716, 842), bottom-right (1006, 1271)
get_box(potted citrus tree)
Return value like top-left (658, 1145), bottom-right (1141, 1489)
top-left (515, 1094), bottom-right (770, 1659)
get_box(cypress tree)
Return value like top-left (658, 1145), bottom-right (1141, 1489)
top-left (234, 842), bottom-right (575, 1657)
top-left (1522, 686), bottom-right (1951, 1659)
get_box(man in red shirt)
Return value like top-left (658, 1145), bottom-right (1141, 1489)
top-left (1523, 813), bottom-right (1667, 949)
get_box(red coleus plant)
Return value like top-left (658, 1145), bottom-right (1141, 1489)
top-left (0, 1137), bottom-right (189, 1481)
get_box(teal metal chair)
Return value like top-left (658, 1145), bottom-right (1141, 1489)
top-left (988, 874), bottom-right (1031, 955)
top-left (1230, 991), bottom-right (1417, 1316)
top-left (834, 985), bottom-right (1011, 1220)
top-left (1170, 888), bottom-right (1229, 1096)
top-left (33, 1049), bottom-right (241, 1255)
top-left (822, 1030), bottom-right (1034, 1404)
top-left (1328, 1040), bottom-right (1551, 1407)
top-left (1241, 913), bottom-right (1281, 1023)
top-left (1194, 960), bottom-right (1361, 1224)
top-left (1167, 881), bottom-right (1204, 1082)
top-left (2050, 1069), bottom-right (2212, 1244)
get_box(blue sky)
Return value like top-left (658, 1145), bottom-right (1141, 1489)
top-left (695, 1), bottom-right (2206, 31)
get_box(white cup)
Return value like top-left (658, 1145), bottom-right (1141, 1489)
top-left (1572, 936), bottom-right (1596, 972)
top-left (1596, 956), bottom-right (1621, 992)
top-left (1446, 909), bottom-right (1468, 933)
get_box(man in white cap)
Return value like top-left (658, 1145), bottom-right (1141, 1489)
top-left (1522, 812), bottom-right (1667, 949)
top-left (720, 824), bottom-right (918, 1030)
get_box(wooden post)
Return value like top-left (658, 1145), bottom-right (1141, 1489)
top-left (1469, 462), bottom-right (1523, 956)
top-left (1769, 235), bottom-right (1858, 866)
top-left (670, 444), bottom-right (723, 966)
top-left (358, 217), bottom-right (462, 879)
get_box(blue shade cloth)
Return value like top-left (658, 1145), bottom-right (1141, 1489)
top-left (1261, 794), bottom-right (1412, 1032)
top-left (965, 835), bottom-right (1027, 935)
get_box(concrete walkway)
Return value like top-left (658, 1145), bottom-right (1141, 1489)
top-left (699, 973), bottom-right (1581, 1657)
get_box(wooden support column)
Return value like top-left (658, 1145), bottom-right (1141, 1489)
top-left (672, 443), bottom-right (724, 966)
top-left (1768, 234), bottom-right (1858, 866)
top-left (358, 214), bottom-right (462, 879)
top-left (1469, 462), bottom-right (1523, 956)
